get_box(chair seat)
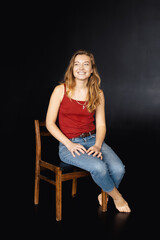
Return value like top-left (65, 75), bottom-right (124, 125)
top-left (41, 158), bottom-right (84, 174)
top-left (59, 161), bottom-right (86, 173)
top-left (59, 161), bottom-right (75, 172)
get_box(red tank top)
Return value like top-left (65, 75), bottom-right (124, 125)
top-left (58, 84), bottom-right (95, 139)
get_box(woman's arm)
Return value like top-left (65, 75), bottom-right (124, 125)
top-left (95, 90), bottom-right (106, 148)
top-left (46, 84), bottom-right (71, 147)
top-left (46, 84), bottom-right (87, 157)
top-left (87, 90), bottom-right (106, 159)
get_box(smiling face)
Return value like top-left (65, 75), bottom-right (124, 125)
top-left (73, 54), bottom-right (93, 81)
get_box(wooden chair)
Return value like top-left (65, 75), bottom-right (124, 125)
top-left (34, 120), bottom-right (108, 221)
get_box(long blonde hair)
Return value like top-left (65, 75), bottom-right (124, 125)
top-left (63, 49), bottom-right (101, 113)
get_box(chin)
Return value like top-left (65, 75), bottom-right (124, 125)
top-left (76, 78), bottom-right (89, 81)
top-left (75, 75), bottom-right (90, 80)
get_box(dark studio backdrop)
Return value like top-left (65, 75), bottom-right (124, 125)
top-left (2, 0), bottom-right (160, 222)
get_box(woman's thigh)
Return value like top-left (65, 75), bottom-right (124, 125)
top-left (101, 142), bottom-right (125, 175)
top-left (59, 142), bottom-right (106, 174)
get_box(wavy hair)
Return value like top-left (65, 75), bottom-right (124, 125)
top-left (63, 49), bottom-right (101, 113)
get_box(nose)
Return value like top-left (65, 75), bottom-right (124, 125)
top-left (79, 64), bottom-right (84, 70)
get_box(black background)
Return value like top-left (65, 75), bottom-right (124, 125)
top-left (2, 0), bottom-right (160, 238)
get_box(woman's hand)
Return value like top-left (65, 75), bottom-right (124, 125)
top-left (87, 145), bottom-right (103, 160)
top-left (67, 142), bottom-right (87, 158)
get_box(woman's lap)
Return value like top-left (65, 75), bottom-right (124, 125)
top-left (58, 134), bottom-right (125, 191)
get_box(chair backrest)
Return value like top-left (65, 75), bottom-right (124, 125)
top-left (34, 120), bottom-right (59, 165)
top-left (34, 120), bottom-right (51, 160)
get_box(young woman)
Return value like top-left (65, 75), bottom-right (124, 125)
top-left (46, 50), bottom-right (131, 212)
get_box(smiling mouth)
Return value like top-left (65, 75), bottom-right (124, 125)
top-left (77, 72), bottom-right (86, 75)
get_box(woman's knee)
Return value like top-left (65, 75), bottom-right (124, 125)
top-left (91, 161), bottom-right (108, 176)
top-left (112, 164), bottom-right (125, 187)
top-left (113, 163), bottom-right (125, 177)
top-left (101, 142), bottom-right (125, 178)
top-left (117, 164), bottom-right (125, 177)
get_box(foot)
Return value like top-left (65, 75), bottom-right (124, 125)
top-left (113, 197), bottom-right (131, 213)
top-left (98, 193), bottom-right (109, 206)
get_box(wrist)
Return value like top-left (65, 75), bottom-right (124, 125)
top-left (95, 142), bottom-right (102, 150)
top-left (65, 139), bottom-right (72, 149)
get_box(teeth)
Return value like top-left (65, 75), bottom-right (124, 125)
top-left (78, 72), bottom-right (86, 74)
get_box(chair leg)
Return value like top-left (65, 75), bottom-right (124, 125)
top-left (34, 166), bottom-right (40, 205)
top-left (56, 169), bottom-right (62, 221)
top-left (101, 189), bottom-right (108, 212)
top-left (72, 178), bottom-right (77, 197)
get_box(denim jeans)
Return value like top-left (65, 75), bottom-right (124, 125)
top-left (59, 134), bottom-right (125, 192)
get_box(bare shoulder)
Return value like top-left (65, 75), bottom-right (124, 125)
top-left (53, 84), bottom-right (64, 94)
top-left (51, 84), bottom-right (64, 102)
top-left (99, 89), bottom-right (104, 96)
top-left (99, 89), bottom-right (105, 102)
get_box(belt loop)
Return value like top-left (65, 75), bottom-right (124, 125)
top-left (89, 131), bottom-right (91, 136)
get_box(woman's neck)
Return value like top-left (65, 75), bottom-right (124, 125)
top-left (74, 78), bottom-right (88, 90)
top-left (72, 79), bottom-right (89, 101)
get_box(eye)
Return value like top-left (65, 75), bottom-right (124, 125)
top-left (84, 63), bottom-right (90, 67)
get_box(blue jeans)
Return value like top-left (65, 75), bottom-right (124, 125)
top-left (59, 134), bottom-right (125, 192)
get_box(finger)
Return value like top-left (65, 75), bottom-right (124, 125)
top-left (88, 150), bottom-right (94, 156)
top-left (97, 152), bottom-right (102, 158)
top-left (93, 152), bottom-right (99, 157)
top-left (72, 151), bottom-right (76, 157)
top-left (79, 145), bottom-right (87, 152)
top-left (86, 147), bottom-right (93, 153)
top-left (75, 145), bottom-right (86, 154)
top-left (78, 148), bottom-right (85, 154)
top-left (87, 146), bottom-right (94, 152)
top-left (97, 153), bottom-right (103, 160)
top-left (74, 150), bottom-right (80, 156)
